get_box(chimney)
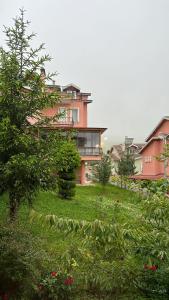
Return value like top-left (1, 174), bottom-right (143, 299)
top-left (40, 67), bottom-right (46, 80)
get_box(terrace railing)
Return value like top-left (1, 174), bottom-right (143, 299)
top-left (78, 147), bottom-right (102, 156)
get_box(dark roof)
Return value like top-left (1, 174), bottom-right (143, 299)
top-left (62, 84), bottom-right (80, 92)
top-left (110, 142), bottom-right (144, 161)
top-left (109, 144), bottom-right (123, 161)
top-left (110, 153), bottom-right (120, 161)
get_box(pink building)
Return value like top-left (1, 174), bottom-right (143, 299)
top-left (133, 116), bottom-right (169, 180)
top-left (37, 80), bottom-right (106, 184)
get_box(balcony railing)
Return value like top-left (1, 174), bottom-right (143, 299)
top-left (56, 117), bottom-right (75, 126)
top-left (78, 147), bottom-right (102, 156)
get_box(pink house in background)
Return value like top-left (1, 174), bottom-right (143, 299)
top-left (32, 70), bottom-right (107, 184)
top-left (133, 116), bottom-right (169, 180)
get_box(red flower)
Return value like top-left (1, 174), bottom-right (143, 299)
top-left (64, 276), bottom-right (74, 285)
top-left (150, 265), bottom-right (158, 271)
top-left (50, 271), bottom-right (57, 278)
top-left (2, 294), bottom-right (9, 300)
top-left (144, 264), bottom-right (158, 271)
top-left (37, 284), bottom-right (44, 291)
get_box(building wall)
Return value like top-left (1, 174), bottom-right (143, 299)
top-left (141, 140), bottom-right (165, 175)
top-left (42, 100), bottom-right (88, 127)
top-left (40, 86), bottom-right (105, 184)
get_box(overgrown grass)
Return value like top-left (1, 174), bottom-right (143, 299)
top-left (0, 184), bottom-right (145, 299)
top-left (0, 184), bottom-right (142, 258)
top-left (0, 184), bottom-right (142, 223)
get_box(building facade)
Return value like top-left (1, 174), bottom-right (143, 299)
top-left (133, 116), bottom-right (169, 180)
top-left (31, 78), bottom-right (106, 184)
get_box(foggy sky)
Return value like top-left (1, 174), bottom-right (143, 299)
top-left (1, 0), bottom-right (169, 147)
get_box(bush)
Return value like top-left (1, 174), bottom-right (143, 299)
top-left (35, 191), bottom-right (169, 299)
top-left (58, 170), bottom-right (76, 199)
top-left (36, 270), bottom-right (75, 300)
top-left (55, 141), bottom-right (80, 200)
top-left (0, 224), bottom-right (48, 299)
top-left (140, 179), bottom-right (169, 195)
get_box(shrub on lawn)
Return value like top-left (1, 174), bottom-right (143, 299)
top-left (0, 224), bottom-right (48, 299)
top-left (55, 141), bottom-right (80, 200)
top-left (58, 170), bottom-right (76, 199)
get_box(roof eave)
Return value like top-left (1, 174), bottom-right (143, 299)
top-left (145, 116), bottom-right (169, 142)
top-left (139, 137), bottom-right (160, 154)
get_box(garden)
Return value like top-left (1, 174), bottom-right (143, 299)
top-left (1, 183), bottom-right (169, 299)
top-left (1, 9), bottom-right (169, 300)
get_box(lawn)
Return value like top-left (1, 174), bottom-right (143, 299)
top-left (0, 184), bottom-right (142, 226)
top-left (0, 183), bottom-right (142, 261)
top-left (0, 183), bottom-right (143, 261)
top-left (0, 185), bottom-right (156, 299)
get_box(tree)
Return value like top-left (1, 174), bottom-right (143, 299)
top-left (0, 9), bottom-right (60, 220)
top-left (55, 141), bottom-right (81, 199)
top-left (94, 154), bottom-right (112, 186)
top-left (157, 143), bottom-right (169, 179)
top-left (116, 151), bottom-right (136, 187)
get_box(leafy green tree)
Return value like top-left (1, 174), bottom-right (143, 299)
top-left (55, 141), bottom-right (81, 199)
top-left (156, 143), bottom-right (169, 179)
top-left (0, 9), bottom-right (60, 220)
top-left (116, 151), bottom-right (136, 187)
top-left (94, 154), bottom-right (112, 186)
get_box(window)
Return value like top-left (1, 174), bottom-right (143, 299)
top-left (71, 109), bottom-right (79, 123)
top-left (72, 91), bottom-right (77, 99)
top-left (59, 107), bottom-right (67, 122)
top-left (144, 156), bottom-right (152, 163)
top-left (66, 90), bottom-right (77, 99)
top-left (58, 107), bottom-right (79, 124)
top-left (76, 131), bottom-right (100, 148)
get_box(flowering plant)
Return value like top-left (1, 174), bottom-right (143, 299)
top-left (37, 270), bottom-right (74, 300)
top-left (144, 264), bottom-right (158, 271)
top-left (0, 293), bottom-right (9, 300)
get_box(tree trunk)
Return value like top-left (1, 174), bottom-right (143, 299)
top-left (9, 194), bottom-right (19, 221)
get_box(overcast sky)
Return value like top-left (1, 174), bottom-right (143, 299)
top-left (1, 0), bottom-right (169, 146)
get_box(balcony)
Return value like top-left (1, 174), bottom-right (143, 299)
top-left (60, 93), bottom-right (92, 103)
top-left (56, 117), bottom-right (75, 126)
top-left (78, 147), bottom-right (102, 156)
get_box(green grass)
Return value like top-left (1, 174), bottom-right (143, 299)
top-left (0, 184), bottom-right (142, 223)
top-left (0, 184), bottom-right (144, 299)
top-left (0, 184), bottom-right (142, 253)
